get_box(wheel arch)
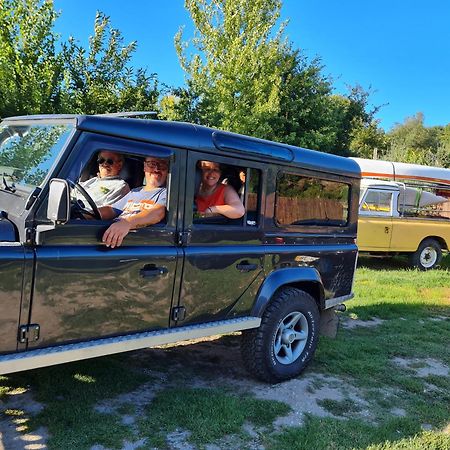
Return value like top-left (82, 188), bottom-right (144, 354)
top-left (251, 267), bottom-right (325, 317)
top-left (418, 235), bottom-right (448, 252)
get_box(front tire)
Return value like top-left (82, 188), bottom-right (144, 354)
top-left (241, 287), bottom-right (320, 383)
top-left (410, 238), bottom-right (442, 270)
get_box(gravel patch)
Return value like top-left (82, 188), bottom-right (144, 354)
top-left (392, 357), bottom-right (449, 377)
top-left (0, 390), bottom-right (48, 450)
top-left (341, 316), bottom-right (385, 330)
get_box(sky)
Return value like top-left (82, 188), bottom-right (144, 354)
top-left (53, 0), bottom-right (450, 131)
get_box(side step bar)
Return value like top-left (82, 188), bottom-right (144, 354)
top-left (0, 317), bottom-right (261, 375)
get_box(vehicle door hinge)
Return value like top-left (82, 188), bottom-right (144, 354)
top-left (25, 227), bottom-right (35, 244)
top-left (177, 231), bottom-right (190, 246)
top-left (18, 324), bottom-right (40, 343)
top-left (171, 306), bottom-right (186, 322)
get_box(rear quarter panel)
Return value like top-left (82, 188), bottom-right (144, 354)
top-left (390, 218), bottom-right (450, 251)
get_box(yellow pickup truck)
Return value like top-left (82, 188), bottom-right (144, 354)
top-left (357, 178), bottom-right (450, 269)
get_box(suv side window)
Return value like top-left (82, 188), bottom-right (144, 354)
top-left (193, 159), bottom-right (261, 227)
top-left (74, 152), bottom-right (170, 224)
top-left (275, 172), bottom-right (350, 227)
top-left (35, 133), bottom-right (175, 228)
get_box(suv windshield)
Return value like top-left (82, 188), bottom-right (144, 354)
top-left (0, 122), bottom-right (73, 189)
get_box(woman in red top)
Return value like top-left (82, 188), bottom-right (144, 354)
top-left (195, 161), bottom-right (245, 219)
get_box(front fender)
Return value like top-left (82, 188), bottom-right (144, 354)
top-left (251, 267), bottom-right (324, 317)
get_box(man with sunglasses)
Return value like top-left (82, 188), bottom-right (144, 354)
top-left (99, 157), bottom-right (169, 248)
top-left (80, 151), bottom-right (130, 207)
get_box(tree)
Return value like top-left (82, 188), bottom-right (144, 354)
top-left (266, 51), bottom-right (337, 149)
top-left (172, 0), bottom-right (290, 138)
top-left (170, 0), bottom-right (384, 156)
top-left (437, 124), bottom-right (450, 167)
top-left (0, 2), bottom-right (159, 117)
top-left (384, 113), bottom-right (450, 167)
top-left (331, 85), bottom-right (384, 156)
top-left (61, 12), bottom-right (159, 114)
top-left (0, 0), bottom-right (63, 118)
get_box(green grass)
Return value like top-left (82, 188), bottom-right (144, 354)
top-left (267, 416), bottom-right (450, 450)
top-left (317, 398), bottom-right (362, 417)
top-left (0, 355), bottom-right (149, 449)
top-left (140, 387), bottom-right (290, 447)
top-left (268, 254), bottom-right (450, 449)
top-left (1, 254), bottom-right (449, 449)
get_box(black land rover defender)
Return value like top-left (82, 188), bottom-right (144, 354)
top-left (0, 114), bottom-right (360, 383)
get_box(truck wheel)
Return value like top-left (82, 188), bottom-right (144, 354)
top-left (410, 238), bottom-right (442, 270)
top-left (241, 287), bottom-right (319, 383)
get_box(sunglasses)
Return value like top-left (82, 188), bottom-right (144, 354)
top-left (97, 157), bottom-right (118, 165)
top-left (144, 160), bottom-right (169, 170)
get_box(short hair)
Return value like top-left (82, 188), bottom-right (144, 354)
top-left (198, 160), bottom-right (222, 171)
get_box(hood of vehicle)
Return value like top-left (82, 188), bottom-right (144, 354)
top-left (0, 216), bottom-right (17, 242)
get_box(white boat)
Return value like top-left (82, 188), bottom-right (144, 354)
top-left (401, 186), bottom-right (447, 207)
top-left (360, 178), bottom-right (448, 208)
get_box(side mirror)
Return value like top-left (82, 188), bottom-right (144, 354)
top-left (47, 179), bottom-right (70, 224)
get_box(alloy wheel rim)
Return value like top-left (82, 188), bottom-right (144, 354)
top-left (274, 311), bottom-right (308, 365)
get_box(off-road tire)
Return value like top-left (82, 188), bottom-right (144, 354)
top-left (409, 238), bottom-right (442, 270)
top-left (241, 287), bottom-right (320, 383)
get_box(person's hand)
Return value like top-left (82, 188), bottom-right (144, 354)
top-left (102, 220), bottom-right (132, 248)
top-left (202, 207), bottom-right (215, 217)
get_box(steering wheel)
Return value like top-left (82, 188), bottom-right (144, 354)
top-left (67, 180), bottom-right (102, 220)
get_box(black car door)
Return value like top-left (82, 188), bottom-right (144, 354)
top-left (26, 133), bottom-right (184, 348)
top-left (174, 151), bottom-right (266, 325)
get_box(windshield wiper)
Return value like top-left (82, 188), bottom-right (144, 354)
top-left (2, 176), bottom-right (16, 193)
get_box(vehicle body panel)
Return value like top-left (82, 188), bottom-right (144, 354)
top-left (29, 229), bottom-right (179, 348)
top-left (358, 217), bottom-right (393, 250)
top-left (0, 244), bottom-right (26, 353)
top-left (389, 218), bottom-right (449, 251)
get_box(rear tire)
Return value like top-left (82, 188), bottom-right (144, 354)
top-left (241, 287), bottom-right (320, 383)
top-left (410, 239), bottom-right (442, 270)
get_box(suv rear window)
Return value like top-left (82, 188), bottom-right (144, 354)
top-left (275, 172), bottom-right (350, 227)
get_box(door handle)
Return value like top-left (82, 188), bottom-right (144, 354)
top-left (384, 227), bottom-right (390, 234)
top-left (139, 264), bottom-right (168, 278)
top-left (236, 261), bottom-right (259, 272)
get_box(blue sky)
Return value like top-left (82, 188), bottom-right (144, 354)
top-left (53, 0), bottom-right (450, 131)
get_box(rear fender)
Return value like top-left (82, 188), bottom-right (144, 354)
top-left (251, 267), bottom-right (324, 317)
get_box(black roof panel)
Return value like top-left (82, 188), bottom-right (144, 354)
top-left (3, 114), bottom-right (360, 178)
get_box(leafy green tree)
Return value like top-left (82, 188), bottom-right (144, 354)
top-left (267, 51), bottom-right (336, 149)
top-left (437, 124), bottom-right (450, 167)
top-left (329, 85), bottom-right (384, 156)
top-left (171, 0), bottom-right (384, 156)
top-left (61, 12), bottom-right (159, 114)
top-left (384, 113), bottom-right (450, 167)
top-left (349, 118), bottom-right (386, 158)
top-left (172, 0), bottom-right (290, 138)
top-left (0, 0), bottom-right (63, 118)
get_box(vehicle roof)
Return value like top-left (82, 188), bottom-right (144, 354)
top-left (2, 114), bottom-right (361, 179)
top-left (361, 179), bottom-right (401, 189)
